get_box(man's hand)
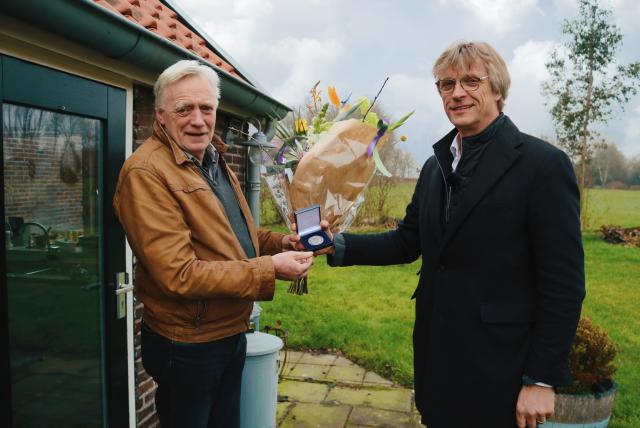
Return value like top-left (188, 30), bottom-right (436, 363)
top-left (286, 220), bottom-right (335, 255)
top-left (282, 229), bottom-right (304, 251)
top-left (516, 385), bottom-right (555, 427)
top-left (272, 251), bottom-right (313, 281)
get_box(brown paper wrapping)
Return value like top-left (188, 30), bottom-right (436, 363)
top-left (289, 119), bottom-right (388, 231)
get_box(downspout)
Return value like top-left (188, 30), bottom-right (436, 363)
top-left (243, 118), bottom-right (278, 227)
top-left (264, 119), bottom-right (277, 141)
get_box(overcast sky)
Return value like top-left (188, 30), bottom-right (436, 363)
top-left (174, 0), bottom-right (640, 166)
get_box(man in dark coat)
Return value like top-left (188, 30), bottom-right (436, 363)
top-left (324, 41), bottom-right (585, 428)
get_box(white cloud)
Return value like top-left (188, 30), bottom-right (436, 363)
top-left (553, 0), bottom-right (640, 39)
top-left (610, 0), bottom-right (640, 12)
top-left (509, 40), bottom-right (556, 82)
top-left (386, 74), bottom-right (448, 131)
top-left (175, 0), bottom-right (640, 159)
top-left (443, 0), bottom-right (542, 34)
top-left (177, 0), bottom-right (274, 61)
top-left (265, 38), bottom-right (345, 105)
top-left (382, 74), bottom-right (450, 164)
top-left (551, 0), bottom-right (577, 15)
top-left (504, 40), bottom-right (556, 139)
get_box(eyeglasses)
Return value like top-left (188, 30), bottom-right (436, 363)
top-left (435, 75), bottom-right (489, 93)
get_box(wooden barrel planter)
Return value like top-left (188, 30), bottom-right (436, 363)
top-left (544, 384), bottom-right (616, 428)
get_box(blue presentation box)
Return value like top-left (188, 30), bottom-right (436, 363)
top-left (294, 204), bottom-right (334, 251)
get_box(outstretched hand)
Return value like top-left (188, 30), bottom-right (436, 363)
top-left (285, 220), bottom-right (334, 255)
top-left (272, 251), bottom-right (313, 281)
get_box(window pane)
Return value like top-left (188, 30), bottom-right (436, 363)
top-left (3, 103), bottom-right (103, 427)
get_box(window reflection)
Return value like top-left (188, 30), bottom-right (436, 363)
top-left (3, 103), bottom-right (103, 427)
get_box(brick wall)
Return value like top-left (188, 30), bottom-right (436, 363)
top-left (2, 103), bottom-right (103, 242)
top-left (132, 84), bottom-right (249, 427)
top-left (3, 136), bottom-right (83, 229)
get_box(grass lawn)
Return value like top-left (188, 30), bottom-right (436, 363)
top-left (385, 181), bottom-right (416, 219)
top-left (262, 254), bottom-right (419, 386)
top-left (586, 188), bottom-right (640, 229)
top-left (261, 186), bottom-right (640, 426)
top-left (582, 232), bottom-right (640, 428)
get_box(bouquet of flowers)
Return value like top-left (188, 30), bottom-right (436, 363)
top-left (261, 81), bottom-right (413, 294)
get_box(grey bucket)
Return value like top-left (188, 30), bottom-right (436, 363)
top-left (240, 332), bottom-right (283, 428)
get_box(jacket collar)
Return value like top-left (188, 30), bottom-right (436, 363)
top-left (432, 115), bottom-right (522, 171)
top-left (152, 121), bottom-right (228, 165)
top-left (436, 115), bottom-right (523, 250)
top-left (433, 128), bottom-right (459, 176)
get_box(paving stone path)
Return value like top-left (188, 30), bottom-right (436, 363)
top-left (276, 351), bottom-right (426, 427)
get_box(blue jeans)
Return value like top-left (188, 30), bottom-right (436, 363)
top-left (141, 321), bottom-right (247, 428)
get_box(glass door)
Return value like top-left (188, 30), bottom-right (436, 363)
top-left (0, 56), bottom-right (128, 427)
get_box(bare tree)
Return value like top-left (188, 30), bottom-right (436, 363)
top-left (592, 142), bottom-right (628, 186)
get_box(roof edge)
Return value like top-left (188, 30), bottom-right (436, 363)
top-left (0, 0), bottom-right (291, 120)
top-left (159, 0), bottom-right (268, 94)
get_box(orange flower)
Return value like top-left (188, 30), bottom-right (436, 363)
top-left (327, 86), bottom-right (341, 109)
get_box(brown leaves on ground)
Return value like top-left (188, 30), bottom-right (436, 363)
top-left (600, 225), bottom-right (640, 248)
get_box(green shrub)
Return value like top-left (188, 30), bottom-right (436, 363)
top-left (562, 317), bottom-right (618, 394)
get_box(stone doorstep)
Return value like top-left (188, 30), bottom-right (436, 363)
top-left (285, 363), bottom-right (330, 380)
top-left (277, 402), bottom-right (425, 428)
top-left (276, 380), bottom-right (418, 426)
top-left (278, 380), bottom-right (330, 403)
top-left (281, 351), bottom-right (395, 384)
top-left (348, 406), bottom-right (417, 427)
top-left (276, 401), bottom-right (294, 426)
top-left (296, 352), bottom-right (338, 366)
top-left (279, 402), bottom-right (352, 428)
top-left (324, 365), bottom-right (366, 384)
top-left (326, 386), bottom-right (413, 413)
top-left (333, 356), bottom-right (358, 367)
top-left (281, 350), bottom-right (304, 365)
top-left (363, 371), bottom-right (394, 386)
top-left (276, 351), bottom-right (425, 427)
top-left (280, 352), bottom-right (357, 368)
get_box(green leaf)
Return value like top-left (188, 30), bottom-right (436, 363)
top-left (274, 120), bottom-right (293, 140)
top-left (388, 111), bottom-right (414, 132)
top-left (358, 96), bottom-right (371, 115)
top-left (334, 98), bottom-right (365, 121)
top-left (372, 147), bottom-right (392, 177)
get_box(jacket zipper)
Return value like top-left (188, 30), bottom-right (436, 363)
top-left (435, 156), bottom-right (451, 223)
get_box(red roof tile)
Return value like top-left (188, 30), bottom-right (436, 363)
top-left (93, 0), bottom-right (246, 82)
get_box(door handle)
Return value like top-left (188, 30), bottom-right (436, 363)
top-left (115, 285), bottom-right (133, 295)
top-left (115, 272), bottom-right (131, 319)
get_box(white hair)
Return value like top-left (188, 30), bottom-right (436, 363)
top-left (154, 60), bottom-right (221, 109)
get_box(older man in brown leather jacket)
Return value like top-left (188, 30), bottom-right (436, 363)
top-left (113, 60), bottom-right (311, 428)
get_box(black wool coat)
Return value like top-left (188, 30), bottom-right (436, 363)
top-left (337, 117), bottom-right (585, 428)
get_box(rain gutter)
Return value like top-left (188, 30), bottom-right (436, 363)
top-left (0, 0), bottom-right (291, 121)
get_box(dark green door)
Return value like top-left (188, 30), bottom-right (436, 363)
top-left (0, 56), bottom-right (128, 427)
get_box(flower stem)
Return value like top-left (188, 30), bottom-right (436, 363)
top-left (362, 77), bottom-right (389, 122)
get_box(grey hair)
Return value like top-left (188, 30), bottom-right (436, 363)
top-left (154, 60), bottom-right (221, 109)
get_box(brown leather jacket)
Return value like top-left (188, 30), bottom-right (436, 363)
top-left (113, 122), bottom-right (285, 343)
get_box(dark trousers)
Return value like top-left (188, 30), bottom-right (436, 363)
top-left (141, 321), bottom-right (247, 428)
